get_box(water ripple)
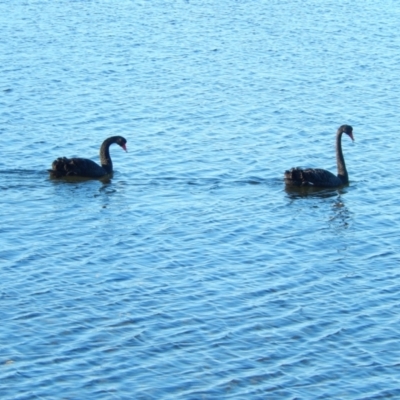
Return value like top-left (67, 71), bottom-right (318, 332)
top-left (2, 0), bottom-right (400, 398)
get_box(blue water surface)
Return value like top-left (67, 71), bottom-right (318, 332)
top-left (1, 0), bottom-right (400, 398)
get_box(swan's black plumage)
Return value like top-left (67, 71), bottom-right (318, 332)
top-left (49, 136), bottom-right (127, 178)
top-left (284, 125), bottom-right (354, 188)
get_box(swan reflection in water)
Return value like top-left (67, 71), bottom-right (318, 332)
top-left (285, 185), bottom-right (352, 231)
top-left (284, 185), bottom-right (343, 199)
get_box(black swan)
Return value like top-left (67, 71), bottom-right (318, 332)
top-left (49, 136), bottom-right (127, 178)
top-left (284, 125), bottom-right (354, 187)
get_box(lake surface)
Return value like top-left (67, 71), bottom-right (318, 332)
top-left (1, 0), bottom-right (400, 398)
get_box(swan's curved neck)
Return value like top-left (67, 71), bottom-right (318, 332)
top-left (99, 137), bottom-right (115, 174)
top-left (336, 129), bottom-right (348, 183)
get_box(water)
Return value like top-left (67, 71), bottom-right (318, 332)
top-left (1, 0), bottom-right (400, 398)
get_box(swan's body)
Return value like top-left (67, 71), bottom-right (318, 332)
top-left (49, 136), bottom-right (127, 179)
top-left (284, 125), bottom-right (354, 188)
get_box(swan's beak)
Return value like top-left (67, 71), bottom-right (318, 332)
top-left (121, 144), bottom-right (128, 152)
top-left (349, 133), bottom-right (354, 142)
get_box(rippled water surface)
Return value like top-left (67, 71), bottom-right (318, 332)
top-left (2, 1), bottom-right (400, 398)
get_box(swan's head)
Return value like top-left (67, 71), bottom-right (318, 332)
top-left (340, 125), bottom-right (354, 141)
top-left (116, 136), bottom-right (128, 152)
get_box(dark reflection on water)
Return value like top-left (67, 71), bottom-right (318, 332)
top-left (329, 198), bottom-right (352, 230)
top-left (284, 184), bottom-right (347, 199)
top-left (285, 184), bottom-right (353, 232)
top-left (48, 174), bottom-right (113, 184)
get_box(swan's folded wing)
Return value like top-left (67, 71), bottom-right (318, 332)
top-left (50, 157), bottom-right (106, 178)
top-left (284, 167), bottom-right (341, 187)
